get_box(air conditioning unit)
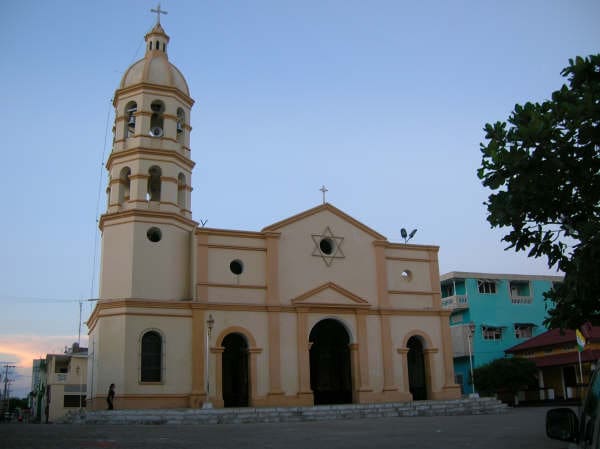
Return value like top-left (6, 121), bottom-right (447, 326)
top-left (149, 127), bottom-right (163, 137)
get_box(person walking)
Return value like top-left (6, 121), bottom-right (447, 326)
top-left (107, 383), bottom-right (115, 410)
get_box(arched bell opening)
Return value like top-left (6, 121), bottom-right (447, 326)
top-left (177, 173), bottom-right (186, 209)
top-left (147, 166), bottom-right (162, 202)
top-left (176, 108), bottom-right (185, 144)
top-left (124, 101), bottom-right (137, 138)
top-left (149, 100), bottom-right (165, 137)
top-left (309, 318), bottom-right (352, 405)
top-left (118, 166), bottom-right (131, 205)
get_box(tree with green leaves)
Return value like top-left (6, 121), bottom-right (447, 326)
top-left (473, 357), bottom-right (537, 403)
top-left (478, 54), bottom-right (600, 329)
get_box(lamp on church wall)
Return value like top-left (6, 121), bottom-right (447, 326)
top-left (401, 228), bottom-right (418, 244)
top-left (203, 314), bottom-right (215, 408)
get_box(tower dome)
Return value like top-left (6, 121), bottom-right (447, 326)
top-left (119, 23), bottom-right (190, 95)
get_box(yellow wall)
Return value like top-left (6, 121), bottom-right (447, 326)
top-left (91, 205), bottom-right (460, 409)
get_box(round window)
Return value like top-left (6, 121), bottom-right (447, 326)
top-left (319, 238), bottom-right (335, 255)
top-left (146, 227), bottom-right (162, 243)
top-left (230, 259), bottom-right (244, 275)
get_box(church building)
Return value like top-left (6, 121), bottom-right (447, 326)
top-left (86, 15), bottom-right (460, 410)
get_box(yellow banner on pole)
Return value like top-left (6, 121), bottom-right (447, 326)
top-left (576, 328), bottom-right (586, 352)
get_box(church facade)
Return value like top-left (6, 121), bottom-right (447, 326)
top-left (87, 18), bottom-right (460, 410)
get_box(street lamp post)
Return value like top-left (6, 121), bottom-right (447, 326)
top-left (467, 324), bottom-right (478, 398)
top-left (203, 314), bottom-right (215, 409)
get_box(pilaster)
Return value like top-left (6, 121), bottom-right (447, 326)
top-left (355, 311), bottom-right (371, 392)
top-left (196, 232), bottom-right (209, 301)
top-left (188, 307), bottom-right (206, 408)
top-left (296, 309), bottom-right (312, 402)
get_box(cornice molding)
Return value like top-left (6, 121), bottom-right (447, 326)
top-left (291, 282), bottom-right (370, 309)
top-left (106, 147), bottom-right (195, 170)
top-left (87, 298), bottom-right (450, 330)
top-left (99, 209), bottom-right (197, 231)
top-left (196, 227), bottom-right (267, 239)
top-left (114, 82), bottom-right (194, 108)
top-left (263, 202), bottom-right (387, 241)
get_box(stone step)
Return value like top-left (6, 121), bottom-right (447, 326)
top-left (61, 398), bottom-right (508, 425)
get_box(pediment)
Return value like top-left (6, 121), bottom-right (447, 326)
top-left (263, 203), bottom-right (386, 241)
top-left (291, 282), bottom-right (370, 309)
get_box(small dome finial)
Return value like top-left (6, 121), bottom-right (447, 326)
top-left (151, 3), bottom-right (168, 25)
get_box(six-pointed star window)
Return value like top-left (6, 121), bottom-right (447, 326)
top-left (312, 226), bottom-right (345, 266)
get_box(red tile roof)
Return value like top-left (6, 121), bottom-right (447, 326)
top-left (529, 349), bottom-right (600, 368)
top-left (505, 326), bottom-right (600, 353)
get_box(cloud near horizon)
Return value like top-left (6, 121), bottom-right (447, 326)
top-left (0, 334), bottom-right (88, 398)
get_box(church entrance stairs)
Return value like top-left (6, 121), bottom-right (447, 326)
top-left (64, 398), bottom-right (507, 425)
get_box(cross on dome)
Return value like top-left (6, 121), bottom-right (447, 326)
top-left (151, 3), bottom-right (168, 25)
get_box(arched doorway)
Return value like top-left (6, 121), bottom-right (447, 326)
top-left (222, 333), bottom-right (249, 407)
top-left (309, 319), bottom-right (352, 405)
top-left (407, 336), bottom-right (427, 400)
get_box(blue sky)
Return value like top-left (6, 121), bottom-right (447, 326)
top-left (1, 1), bottom-right (598, 396)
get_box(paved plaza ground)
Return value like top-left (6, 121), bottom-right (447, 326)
top-left (3, 406), bottom-right (567, 449)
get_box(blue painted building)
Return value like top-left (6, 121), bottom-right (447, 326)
top-left (440, 272), bottom-right (562, 395)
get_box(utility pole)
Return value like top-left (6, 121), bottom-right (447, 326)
top-left (78, 300), bottom-right (82, 345)
top-left (1, 363), bottom-right (16, 418)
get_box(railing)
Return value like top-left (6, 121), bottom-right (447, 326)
top-left (511, 295), bottom-right (533, 304)
top-left (441, 294), bottom-right (469, 310)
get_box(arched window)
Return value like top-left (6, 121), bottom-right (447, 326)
top-left (125, 101), bottom-right (137, 138)
top-left (149, 100), bottom-right (165, 137)
top-left (147, 166), bottom-right (162, 201)
top-left (176, 108), bottom-right (185, 143)
top-left (141, 331), bottom-right (162, 382)
top-left (177, 173), bottom-right (186, 208)
top-left (118, 167), bottom-right (131, 204)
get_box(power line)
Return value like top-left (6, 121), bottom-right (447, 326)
top-left (0, 296), bottom-right (97, 303)
top-left (89, 98), bottom-right (113, 305)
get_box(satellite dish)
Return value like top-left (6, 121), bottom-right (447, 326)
top-left (149, 126), bottom-right (163, 137)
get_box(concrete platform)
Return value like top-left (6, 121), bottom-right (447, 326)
top-left (61, 397), bottom-right (508, 425)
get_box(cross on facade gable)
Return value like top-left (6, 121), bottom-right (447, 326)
top-left (320, 185), bottom-right (328, 204)
top-left (151, 3), bottom-right (168, 24)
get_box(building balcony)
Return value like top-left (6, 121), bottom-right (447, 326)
top-left (441, 294), bottom-right (469, 310)
top-left (511, 295), bottom-right (533, 304)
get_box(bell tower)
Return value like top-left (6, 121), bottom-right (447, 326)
top-left (99, 13), bottom-right (196, 301)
